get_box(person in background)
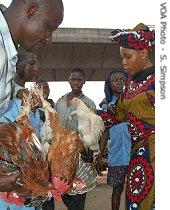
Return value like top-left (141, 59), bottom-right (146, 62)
top-left (0, 47), bottom-right (39, 209)
top-left (37, 80), bottom-right (55, 108)
top-left (98, 69), bottom-right (131, 210)
top-left (97, 23), bottom-right (155, 210)
top-left (55, 68), bottom-right (97, 210)
top-left (36, 80), bottom-right (55, 210)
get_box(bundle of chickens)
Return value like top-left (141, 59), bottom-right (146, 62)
top-left (0, 92), bottom-right (52, 206)
top-left (0, 85), bottom-right (105, 206)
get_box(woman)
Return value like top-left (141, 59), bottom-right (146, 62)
top-left (97, 23), bottom-right (155, 210)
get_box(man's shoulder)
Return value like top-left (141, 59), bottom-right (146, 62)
top-left (81, 94), bottom-right (94, 103)
top-left (81, 94), bottom-right (96, 109)
top-left (55, 93), bottom-right (68, 110)
top-left (56, 93), bottom-right (68, 103)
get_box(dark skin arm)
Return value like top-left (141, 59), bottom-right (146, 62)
top-left (95, 130), bottom-right (108, 176)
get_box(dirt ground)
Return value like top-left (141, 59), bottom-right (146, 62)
top-left (55, 171), bottom-right (126, 210)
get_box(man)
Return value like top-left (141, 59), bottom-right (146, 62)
top-left (55, 68), bottom-right (97, 210)
top-left (98, 69), bottom-right (131, 210)
top-left (0, 0), bottom-right (63, 115)
top-left (37, 80), bottom-right (55, 108)
top-left (0, 47), bottom-right (39, 209)
top-left (0, 0), bottom-right (63, 192)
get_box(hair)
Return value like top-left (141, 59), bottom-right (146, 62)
top-left (16, 46), bottom-right (29, 78)
top-left (70, 68), bottom-right (86, 79)
top-left (109, 68), bottom-right (128, 81)
top-left (37, 80), bottom-right (49, 86)
top-left (17, 46), bottom-right (30, 64)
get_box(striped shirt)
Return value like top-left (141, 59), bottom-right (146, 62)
top-left (0, 10), bottom-right (23, 116)
top-left (55, 92), bottom-right (97, 195)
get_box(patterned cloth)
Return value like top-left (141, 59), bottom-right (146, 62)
top-left (107, 166), bottom-right (128, 187)
top-left (98, 66), bottom-right (155, 210)
top-left (109, 24), bottom-right (154, 50)
top-left (55, 92), bottom-right (97, 195)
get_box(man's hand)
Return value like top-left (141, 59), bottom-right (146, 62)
top-left (94, 153), bottom-right (103, 176)
top-left (17, 89), bottom-right (41, 112)
top-left (80, 149), bottom-right (93, 163)
top-left (0, 172), bottom-right (21, 192)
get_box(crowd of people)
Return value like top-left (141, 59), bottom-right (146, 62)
top-left (0, 0), bottom-right (155, 210)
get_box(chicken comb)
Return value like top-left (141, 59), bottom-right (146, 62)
top-left (51, 177), bottom-right (70, 202)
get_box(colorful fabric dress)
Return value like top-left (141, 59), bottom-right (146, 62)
top-left (98, 66), bottom-right (155, 210)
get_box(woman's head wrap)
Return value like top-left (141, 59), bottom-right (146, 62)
top-left (109, 23), bottom-right (155, 50)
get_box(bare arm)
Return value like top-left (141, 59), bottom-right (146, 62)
top-left (99, 130), bottom-right (108, 155)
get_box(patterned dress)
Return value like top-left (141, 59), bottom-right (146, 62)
top-left (98, 66), bottom-right (155, 210)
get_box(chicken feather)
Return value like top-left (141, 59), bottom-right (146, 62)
top-left (34, 84), bottom-right (86, 201)
top-left (70, 97), bottom-right (105, 150)
top-left (0, 92), bottom-right (53, 205)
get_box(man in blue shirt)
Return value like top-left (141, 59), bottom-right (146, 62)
top-left (98, 69), bottom-right (131, 210)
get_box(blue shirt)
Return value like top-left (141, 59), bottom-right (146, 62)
top-left (0, 199), bottom-right (35, 210)
top-left (104, 95), bottom-right (131, 166)
top-left (0, 99), bottom-right (42, 138)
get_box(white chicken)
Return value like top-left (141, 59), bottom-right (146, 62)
top-left (69, 97), bottom-right (105, 151)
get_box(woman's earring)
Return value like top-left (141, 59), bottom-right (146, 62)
top-left (143, 56), bottom-right (146, 59)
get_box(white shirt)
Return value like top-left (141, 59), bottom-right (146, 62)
top-left (0, 10), bottom-right (23, 115)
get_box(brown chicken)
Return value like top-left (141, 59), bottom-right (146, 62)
top-left (34, 85), bottom-right (87, 201)
top-left (0, 92), bottom-right (52, 205)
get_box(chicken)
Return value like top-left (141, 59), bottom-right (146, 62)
top-left (0, 92), bottom-right (53, 205)
top-left (34, 85), bottom-right (86, 202)
top-left (69, 97), bottom-right (105, 151)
